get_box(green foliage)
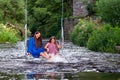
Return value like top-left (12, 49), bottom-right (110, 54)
top-left (87, 24), bottom-right (120, 53)
top-left (81, 0), bottom-right (95, 16)
top-left (0, 24), bottom-right (19, 43)
top-left (27, 0), bottom-right (72, 38)
top-left (0, 0), bottom-right (24, 24)
top-left (27, 0), bottom-right (61, 38)
top-left (87, 2), bottom-right (96, 16)
top-left (0, 0), bottom-right (25, 42)
top-left (96, 0), bottom-right (120, 26)
top-left (70, 18), bottom-right (96, 46)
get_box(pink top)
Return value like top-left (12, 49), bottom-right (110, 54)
top-left (47, 43), bottom-right (58, 54)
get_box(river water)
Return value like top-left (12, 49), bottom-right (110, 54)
top-left (0, 41), bottom-right (120, 80)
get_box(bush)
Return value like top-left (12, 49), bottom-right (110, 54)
top-left (70, 18), bottom-right (96, 46)
top-left (87, 24), bottom-right (120, 53)
top-left (0, 24), bottom-right (19, 43)
top-left (96, 0), bottom-right (120, 26)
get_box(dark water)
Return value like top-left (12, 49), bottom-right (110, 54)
top-left (25, 72), bottom-right (120, 80)
top-left (0, 72), bottom-right (120, 80)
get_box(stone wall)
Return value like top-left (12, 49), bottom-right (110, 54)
top-left (73, 0), bottom-right (88, 17)
top-left (64, 18), bottom-right (74, 40)
top-left (64, 0), bottom-right (95, 41)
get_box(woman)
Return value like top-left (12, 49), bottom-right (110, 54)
top-left (27, 31), bottom-right (50, 59)
top-left (44, 36), bottom-right (63, 56)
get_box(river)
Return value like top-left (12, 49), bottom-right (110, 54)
top-left (0, 41), bottom-right (120, 80)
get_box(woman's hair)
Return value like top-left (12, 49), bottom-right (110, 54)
top-left (49, 36), bottom-right (59, 50)
top-left (34, 31), bottom-right (42, 48)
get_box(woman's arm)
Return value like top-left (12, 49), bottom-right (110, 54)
top-left (27, 38), bottom-right (33, 54)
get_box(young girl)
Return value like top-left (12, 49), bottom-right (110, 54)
top-left (45, 36), bottom-right (63, 56)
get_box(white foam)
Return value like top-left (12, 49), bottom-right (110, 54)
top-left (48, 54), bottom-right (68, 63)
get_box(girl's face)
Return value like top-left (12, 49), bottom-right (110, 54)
top-left (51, 38), bottom-right (55, 43)
top-left (35, 33), bottom-right (41, 39)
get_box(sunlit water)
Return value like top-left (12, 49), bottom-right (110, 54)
top-left (0, 41), bottom-right (120, 80)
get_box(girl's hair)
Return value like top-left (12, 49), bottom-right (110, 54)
top-left (49, 36), bottom-right (59, 50)
top-left (34, 31), bottom-right (42, 48)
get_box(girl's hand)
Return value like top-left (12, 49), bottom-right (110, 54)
top-left (58, 42), bottom-right (64, 48)
top-left (61, 42), bottom-right (64, 46)
top-left (46, 48), bottom-right (49, 52)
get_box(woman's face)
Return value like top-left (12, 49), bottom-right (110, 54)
top-left (35, 33), bottom-right (41, 39)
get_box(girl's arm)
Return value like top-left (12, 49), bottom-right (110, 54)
top-left (57, 42), bottom-right (64, 49)
top-left (44, 43), bottom-right (49, 52)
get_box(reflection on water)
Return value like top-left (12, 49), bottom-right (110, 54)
top-left (25, 72), bottom-right (120, 80)
top-left (70, 72), bottom-right (120, 80)
top-left (26, 72), bottom-right (65, 80)
top-left (0, 72), bottom-right (23, 80)
top-left (0, 72), bottom-right (120, 80)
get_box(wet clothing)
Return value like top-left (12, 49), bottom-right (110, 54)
top-left (47, 43), bottom-right (58, 54)
top-left (27, 37), bottom-right (45, 58)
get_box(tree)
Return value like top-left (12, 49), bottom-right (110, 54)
top-left (0, 0), bottom-right (24, 24)
top-left (27, 0), bottom-right (72, 38)
top-left (96, 0), bottom-right (120, 26)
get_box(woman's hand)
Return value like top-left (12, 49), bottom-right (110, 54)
top-left (27, 52), bottom-right (30, 55)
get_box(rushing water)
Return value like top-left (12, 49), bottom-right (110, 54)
top-left (0, 41), bottom-right (120, 80)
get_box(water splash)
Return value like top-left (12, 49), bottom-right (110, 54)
top-left (47, 54), bottom-right (68, 63)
